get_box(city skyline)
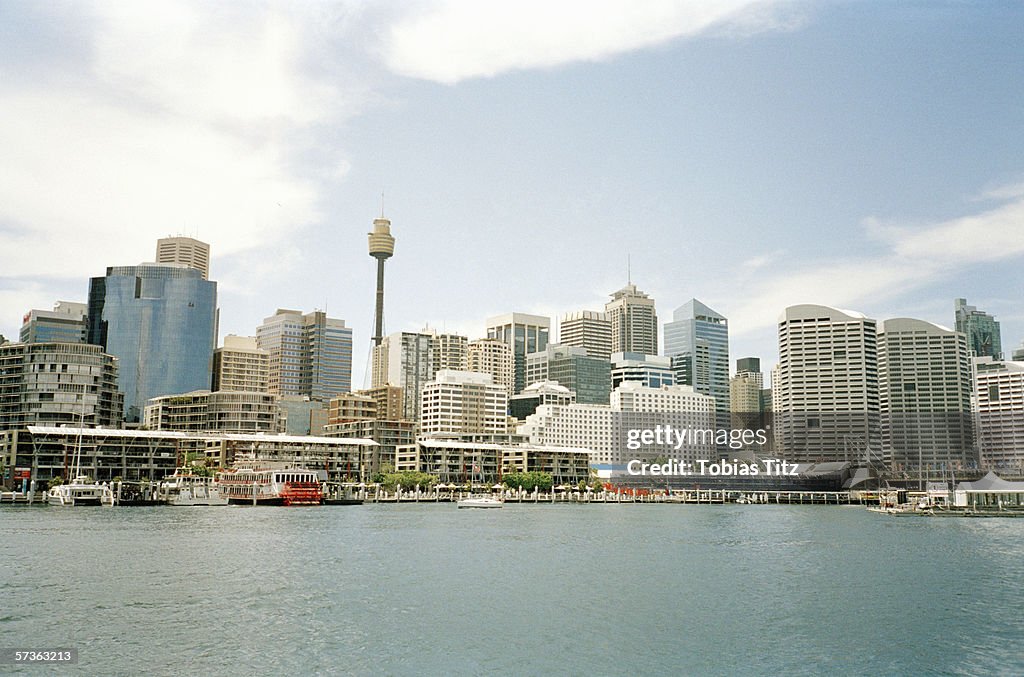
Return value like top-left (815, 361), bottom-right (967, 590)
top-left (2, 2), bottom-right (1023, 386)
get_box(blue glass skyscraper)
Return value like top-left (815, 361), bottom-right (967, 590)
top-left (88, 263), bottom-right (217, 422)
top-left (663, 299), bottom-right (730, 422)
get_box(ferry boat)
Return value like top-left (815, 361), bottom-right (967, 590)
top-left (217, 460), bottom-right (323, 506)
top-left (47, 475), bottom-right (114, 507)
top-left (157, 470), bottom-right (228, 506)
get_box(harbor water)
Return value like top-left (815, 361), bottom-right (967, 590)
top-left (2, 504), bottom-right (1022, 676)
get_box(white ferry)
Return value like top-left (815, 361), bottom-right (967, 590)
top-left (217, 460), bottom-right (323, 506)
top-left (157, 470), bottom-right (228, 506)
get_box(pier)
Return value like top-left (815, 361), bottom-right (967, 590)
top-left (360, 487), bottom-right (863, 505)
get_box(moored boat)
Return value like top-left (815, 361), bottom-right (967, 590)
top-left (457, 494), bottom-right (503, 509)
top-left (47, 475), bottom-right (114, 507)
top-left (217, 460), bottom-right (323, 506)
top-left (157, 470), bottom-right (228, 506)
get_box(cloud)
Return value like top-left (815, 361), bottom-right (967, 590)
top-left (382, 0), bottom-right (797, 84)
top-left (724, 190), bottom-right (1024, 339)
top-left (0, 1), bottom-right (362, 284)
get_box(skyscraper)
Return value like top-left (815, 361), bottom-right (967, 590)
top-left (878, 318), bottom-right (975, 472)
top-left (212, 335), bottom-right (270, 393)
top-left (88, 263), bottom-right (217, 422)
top-left (155, 236), bottom-right (211, 279)
top-left (730, 357), bottom-right (766, 433)
top-left (371, 330), bottom-right (435, 420)
top-left (525, 344), bottom-right (612, 404)
top-left (559, 310), bottom-right (612, 359)
top-left (256, 309), bottom-right (352, 402)
top-left (605, 283), bottom-right (658, 355)
top-left (419, 370), bottom-right (509, 437)
top-left (663, 299), bottom-right (730, 422)
top-left (974, 357), bottom-right (1024, 469)
top-left (954, 298), bottom-right (1002, 359)
top-left (486, 313), bottom-right (550, 394)
top-left (467, 338), bottom-right (515, 398)
top-left (775, 305), bottom-right (880, 464)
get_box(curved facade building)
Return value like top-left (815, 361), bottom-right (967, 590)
top-left (88, 263), bottom-right (217, 423)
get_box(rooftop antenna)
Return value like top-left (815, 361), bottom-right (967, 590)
top-left (381, 191), bottom-right (385, 218)
top-left (627, 253), bottom-right (632, 285)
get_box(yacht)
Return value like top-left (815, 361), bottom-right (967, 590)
top-left (47, 475), bottom-right (114, 507)
top-left (457, 494), bottom-right (504, 509)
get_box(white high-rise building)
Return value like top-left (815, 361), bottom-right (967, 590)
top-left (156, 236), bottom-right (211, 280)
top-left (467, 338), bottom-right (515, 398)
top-left (372, 330), bottom-right (471, 421)
top-left (605, 283), bottom-right (658, 355)
top-left (775, 305), bottom-right (880, 463)
top-left (559, 311), bottom-right (612, 359)
top-left (419, 370), bottom-right (509, 438)
top-left (973, 357), bottom-right (1024, 470)
top-left (519, 381), bottom-right (715, 466)
top-left (878, 318), bottom-right (975, 472)
top-left (430, 330), bottom-right (468, 372)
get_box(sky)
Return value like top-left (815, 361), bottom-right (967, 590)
top-left (2, 0), bottom-right (1023, 389)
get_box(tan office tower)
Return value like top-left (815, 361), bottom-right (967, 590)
top-left (559, 310), bottom-right (612, 359)
top-left (212, 335), bottom-right (270, 393)
top-left (605, 283), bottom-right (658, 355)
top-left (775, 304), bottom-right (880, 464)
top-left (156, 236), bottom-right (211, 280)
top-left (467, 338), bottom-right (515, 398)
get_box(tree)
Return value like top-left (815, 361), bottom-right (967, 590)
top-left (48, 476), bottom-right (64, 489)
top-left (501, 471), bottom-right (553, 492)
top-left (379, 471), bottom-right (438, 491)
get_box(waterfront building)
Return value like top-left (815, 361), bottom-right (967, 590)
top-left (419, 370), bottom-right (508, 438)
top-left (0, 342), bottom-right (123, 431)
top-left (256, 309), bottom-right (352, 401)
top-left (955, 298), bottom-right (1002, 359)
top-left (156, 236), bottom-right (211, 279)
top-left (525, 344), bottom-right (611, 405)
top-left (203, 432), bottom-right (376, 483)
top-left (467, 338), bottom-right (515, 398)
top-left (519, 381), bottom-right (716, 466)
top-left (144, 390), bottom-right (280, 433)
top-left (878, 318), bottom-right (975, 472)
top-left (372, 331), bottom-right (435, 420)
top-left (87, 263), bottom-right (217, 422)
top-left (610, 352), bottom-right (674, 390)
top-left (19, 302), bottom-right (87, 344)
top-left (509, 381), bottom-right (576, 421)
top-left (973, 357), bottom-right (1024, 471)
top-left (559, 311), bottom-right (612, 359)
top-left (663, 299), bottom-right (730, 423)
top-left (605, 283), bottom-right (658, 355)
top-left (775, 305), bottom-right (880, 464)
top-left (323, 418), bottom-right (415, 476)
top-left (212, 335), bottom-right (269, 393)
top-left (486, 313), bottom-right (550, 395)
top-left (394, 439), bottom-right (590, 486)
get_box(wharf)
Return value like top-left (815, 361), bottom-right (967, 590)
top-left (363, 489), bottom-right (863, 505)
top-left (0, 491), bottom-right (42, 505)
